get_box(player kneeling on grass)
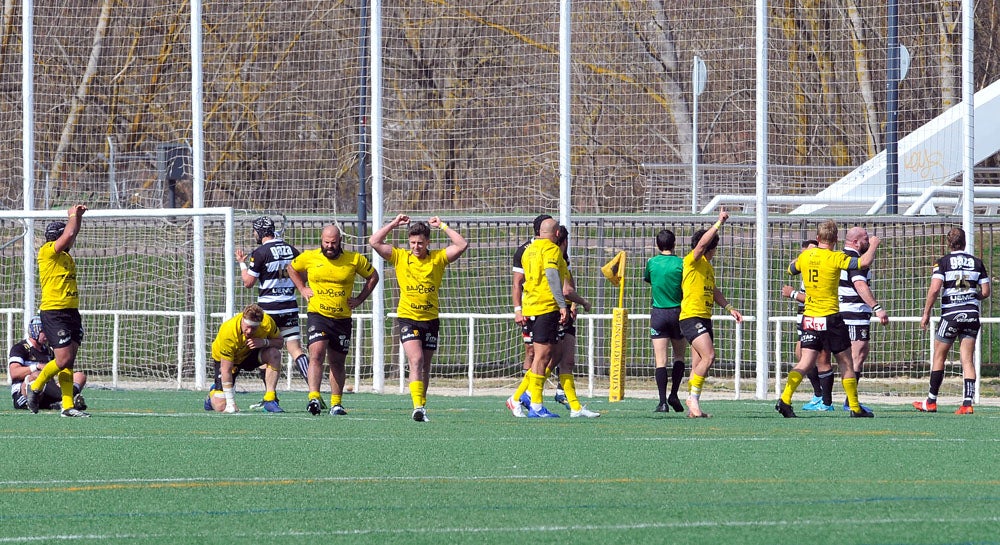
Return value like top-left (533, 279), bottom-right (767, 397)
top-left (10, 315), bottom-right (88, 412)
top-left (205, 304), bottom-right (284, 413)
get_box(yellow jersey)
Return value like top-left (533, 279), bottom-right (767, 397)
top-left (37, 241), bottom-right (79, 310)
top-left (290, 249), bottom-right (375, 319)
top-left (790, 247), bottom-right (858, 317)
top-left (389, 247), bottom-right (450, 321)
top-left (680, 251), bottom-right (716, 320)
top-left (520, 238), bottom-right (568, 317)
top-left (211, 312), bottom-right (279, 364)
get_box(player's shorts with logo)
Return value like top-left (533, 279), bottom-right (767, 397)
top-left (526, 311), bottom-right (561, 344)
top-left (799, 313), bottom-right (851, 354)
top-left (267, 309), bottom-right (301, 340)
top-left (39, 309), bottom-right (84, 349)
top-left (650, 307), bottom-right (682, 340)
top-left (680, 316), bottom-right (714, 344)
top-left (397, 318), bottom-right (439, 350)
top-left (306, 314), bottom-right (352, 354)
top-left (935, 312), bottom-right (981, 342)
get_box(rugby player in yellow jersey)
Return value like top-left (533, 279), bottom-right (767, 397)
top-left (775, 219), bottom-right (880, 418)
top-left (26, 204), bottom-right (91, 417)
top-left (505, 217), bottom-right (569, 418)
top-left (205, 304), bottom-right (283, 413)
top-left (369, 213), bottom-right (468, 422)
top-left (288, 224), bottom-right (379, 416)
top-left (679, 210), bottom-right (743, 418)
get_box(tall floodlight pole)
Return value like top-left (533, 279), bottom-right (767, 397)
top-left (370, 0), bottom-right (386, 393)
top-left (22, 0), bottom-right (36, 332)
top-left (558, 0), bottom-right (572, 229)
top-left (885, 0), bottom-right (900, 214)
top-left (754, 0), bottom-right (769, 399)
top-left (357, 0), bottom-right (370, 240)
top-left (692, 56), bottom-right (707, 214)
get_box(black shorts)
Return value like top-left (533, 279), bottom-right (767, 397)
top-left (680, 317), bottom-right (713, 344)
top-left (558, 318), bottom-right (576, 340)
top-left (268, 310), bottom-right (301, 340)
top-left (935, 313), bottom-right (981, 343)
top-left (650, 307), bottom-right (682, 340)
top-left (526, 311), bottom-right (561, 344)
top-left (40, 309), bottom-right (84, 349)
top-left (846, 323), bottom-right (871, 343)
top-left (397, 318), bottom-right (439, 351)
top-left (12, 380), bottom-right (62, 410)
top-left (210, 352), bottom-right (264, 390)
top-left (799, 314), bottom-right (851, 355)
top-left (521, 323), bottom-right (533, 345)
top-left (306, 314), bottom-right (352, 354)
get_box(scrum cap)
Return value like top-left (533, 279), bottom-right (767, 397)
top-left (252, 216), bottom-right (275, 239)
top-left (45, 221), bottom-right (66, 242)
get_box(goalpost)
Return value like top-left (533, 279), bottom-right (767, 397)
top-left (0, 207), bottom-right (235, 389)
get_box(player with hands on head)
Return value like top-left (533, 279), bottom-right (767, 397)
top-left (370, 213), bottom-right (468, 422)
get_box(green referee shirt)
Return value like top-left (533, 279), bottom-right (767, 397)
top-left (644, 252), bottom-right (683, 309)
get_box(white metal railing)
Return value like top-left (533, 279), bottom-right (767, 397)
top-left (4, 308), bottom-right (991, 402)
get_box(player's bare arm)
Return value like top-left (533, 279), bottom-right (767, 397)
top-left (53, 204), bottom-right (87, 254)
top-left (369, 213), bottom-right (409, 259)
top-left (348, 270), bottom-right (380, 309)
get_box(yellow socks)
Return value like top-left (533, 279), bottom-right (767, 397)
top-left (781, 370), bottom-right (803, 405)
top-left (843, 377), bottom-right (860, 412)
top-left (30, 360), bottom-right (60, 392)
top-left (512, 373), bottom-right (531, 402)
top-left (308, 391), bottom-right (321, 400)
top-left (330, 394), bottom-right (343, 408)
top-left (58, 368), bottom-right (73, 410)
top-left (688, 373), bottom-right (705, 398)
top-left (558, 374), bottom-right (582, 411)
top-left (409, 380), bottom-right (425, 408)
top-left (263, 391), bottom-right (277, 402)
top-left (528, 371), bottom-right (545, 405)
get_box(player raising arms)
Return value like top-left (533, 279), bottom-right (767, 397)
top-left (26, 204), bottom-right (91, 417)
top-left (679, 210), bottom-right (743, 418)
top-left (776, 220), bottom-right (879, 418)
top-left (289, 224), bottom-right (379, 416)
top-left (370, 214), bottom-right (468, 422)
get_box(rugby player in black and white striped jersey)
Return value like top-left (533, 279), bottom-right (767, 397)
top-left (915, 227), bottom-right (991, 415)
top-left (236, 217), bottom-right (309, 390)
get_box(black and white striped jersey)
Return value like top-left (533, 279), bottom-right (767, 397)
top-left (838, 247), bottom-right (872, 325)
top-left (932, 251), bottom-right (989, 318)
top-left (247, 238), bottom-right (301, 315)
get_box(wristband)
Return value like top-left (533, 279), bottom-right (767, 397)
top-left (872, 304), bottom-right (883, 313)
top-left (263, 338), bottom-right (270, 347)
top-left (29, 363), bottom-right (38, 372)
top-left (69, 213), bottom-right (77, 218)
top-left (239, 262), bottom-right (248, 271)
top-left (724, 304), bottom-right (735, 313)
top-left (713, 220), bottom-right (723, 230)
top-left (440, 222), bottom-right (449, 231)
top-left (790, 290), bottom-right (799, 301)
top-left (514, 306), bottom-right (522, 312)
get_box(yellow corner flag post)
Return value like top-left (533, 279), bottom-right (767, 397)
top-left (602, 251), bottom-right (628, 402)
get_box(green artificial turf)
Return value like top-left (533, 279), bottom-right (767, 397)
top-left (0, 391), bottom-right (997, 545)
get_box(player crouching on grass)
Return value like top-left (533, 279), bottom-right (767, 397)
top-left (205, 304), bottom-right (284, 413)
